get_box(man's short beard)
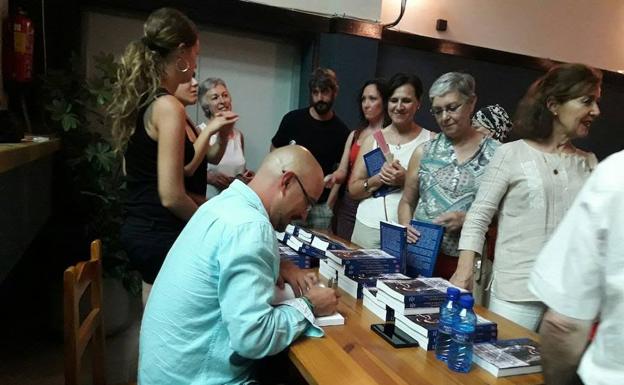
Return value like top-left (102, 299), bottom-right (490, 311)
top-left (313, 100), bottom-right (333, 115)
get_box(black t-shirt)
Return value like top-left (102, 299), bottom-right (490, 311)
top-left (272, 107), bottom-right (349, 203)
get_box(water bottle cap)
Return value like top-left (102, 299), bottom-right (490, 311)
top-left (446, 287), bottom-right (460, 299)
top-left (458, 294), bottom-right (474, 308)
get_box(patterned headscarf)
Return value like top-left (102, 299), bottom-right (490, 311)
top-left (472, 104), bottom-right (513, 141)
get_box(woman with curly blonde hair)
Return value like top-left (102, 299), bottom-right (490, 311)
top-left (109, 8), bottom-right (236, 300)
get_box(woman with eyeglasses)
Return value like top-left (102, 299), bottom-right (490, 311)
top-left (398, 72), bottom-right (499, 279)
top-left (455, 64), bottom-right (601, 330)
top-left (349, 73), bottom-right (433, 248)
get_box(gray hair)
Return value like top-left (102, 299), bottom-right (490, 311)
top-left (428, 72), bottom-right (476, 102)
top-left (198, 77), bottom-right (228, 118)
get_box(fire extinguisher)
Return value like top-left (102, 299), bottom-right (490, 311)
top-left (7, 8), bottom-right (35, 83)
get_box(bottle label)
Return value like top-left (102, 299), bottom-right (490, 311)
top-left (451, 331), bottom-right (474, 344)
top-left (439, 324), bottom-right (453, 334)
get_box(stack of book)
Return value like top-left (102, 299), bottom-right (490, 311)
top-left (319, 258), bottom-right (338, 281)
top-left (394, 312), bottom-right (498, 351)
top-left (278, 245), bottom-right (311, 269)
top-left (473, 339), bottom-right (542, 377)
top-left (338, 272), bottom-right (410, 300)
top-left (375, 277), bottom-right (461, 316)
top-left (363, 287), bottom-right (389, 321)
top-left (326, 249), bottom-right (402, 298)
top-left (276, 225), bottom-right (349, 260)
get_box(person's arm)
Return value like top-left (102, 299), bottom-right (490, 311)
top-left (218, 223), bottom-right (335, 358)
top-left (188, 192), bottom-right (207, 206)
top-left (183, 111), bottom-right (238, 176)
top-left (348, 135), bottom-right (385, 200)
top-left (452, 146), bottom-right (512, 288)
top-left (327, 130), bottom-right (356, 209)
top-left (277, 259), bottom-right (318, 297)
top-left (152, 96), bottom-right (198, 221)
top-left (270, 112), bottom-right (292, 152)
top-left (529, 164), bottom-right (615, 383)
top-left (539, 309), bottom-right (592, 385)
top-left (398, 144), bottom-right (424, 243)
top-left (238, 132), bottom-right (255, 184)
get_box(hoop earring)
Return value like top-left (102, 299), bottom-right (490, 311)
top-left (176, 57), bottom-right (190, 73)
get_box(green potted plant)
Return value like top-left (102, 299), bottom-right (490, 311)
top-left (42, 53), bottom-right (141, 334)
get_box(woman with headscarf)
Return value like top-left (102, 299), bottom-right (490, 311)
top-left (472, 104), bottom-right (513, 142)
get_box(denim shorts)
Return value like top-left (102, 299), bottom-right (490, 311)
top-left (120, 217), bottom-right (182, 284)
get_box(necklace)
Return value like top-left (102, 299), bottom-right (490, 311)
top-left (543, 153), bottom-right (564, 175)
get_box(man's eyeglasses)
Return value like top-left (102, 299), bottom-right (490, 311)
top-left (285, 171), bottom-right (316, 213)
top-left (430, 103), bottom-right (464, 118)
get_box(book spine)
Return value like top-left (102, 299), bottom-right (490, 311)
top-left (404, 296), bottom-right (446, 307)
top-left (300, 245), bottom-right (327, 259)
top-left (344, 265), bottom-right (401, 276)
top-left (343, 260), bottom-right (401, 269)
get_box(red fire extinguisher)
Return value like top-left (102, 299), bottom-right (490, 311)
top-left (6, 8), bottom-right (35, 83)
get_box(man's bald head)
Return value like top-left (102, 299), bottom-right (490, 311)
top-left (250, 145), bottom-right (324, 231)
top-left (257, 146), bottom-right (322, 187)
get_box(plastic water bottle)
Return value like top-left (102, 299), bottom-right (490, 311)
top-left (435, 287), bottom-right (461, 361)
top-left (448, 294), bottom-right (477, 373)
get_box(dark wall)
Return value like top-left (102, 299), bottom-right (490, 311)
top-left (317, 33), bottom-right (379, 129)
top-left (377, 43), bottom-right (624, 160)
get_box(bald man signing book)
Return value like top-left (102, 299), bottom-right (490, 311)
top-left (139, 145), bottom-right (339, 385)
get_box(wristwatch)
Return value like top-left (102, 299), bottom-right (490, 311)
top-left (363, 178), bottom-right (370, 192)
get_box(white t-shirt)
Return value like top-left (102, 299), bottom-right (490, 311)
top-left (355, 127), bottom-right (433, 229)
top-left (529, 150), bottom-right (624, 385)
top-left (206, 129), bottom-right (246, 199)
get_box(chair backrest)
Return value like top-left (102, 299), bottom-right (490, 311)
top-left (64, 239), bottom-right (106, 385)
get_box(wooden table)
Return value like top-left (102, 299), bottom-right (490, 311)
top-left (287, 232), bottom-right (544, 385)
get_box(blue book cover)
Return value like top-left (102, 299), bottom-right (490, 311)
top-left (406, 220), bottom-right (444, 277)
top-left (362, 147), bottom-right (399, 198)
top-left (380, 221), bottom-right (407, 274)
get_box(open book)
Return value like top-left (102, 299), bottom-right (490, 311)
top-left (272, 283), bottom-right (344, 327)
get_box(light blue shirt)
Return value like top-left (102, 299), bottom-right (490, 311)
top-left (139, 180), bottom-right (320, 385)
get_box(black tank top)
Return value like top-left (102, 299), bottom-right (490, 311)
top-left (123, 89), bottom-right (200, 230)
top-left (183, 117), bottom-right (208, 197)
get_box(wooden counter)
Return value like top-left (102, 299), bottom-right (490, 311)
top-left (0, 139), bottom-right (60, 283)
top-left (0, 139), bottom-right (60, 173)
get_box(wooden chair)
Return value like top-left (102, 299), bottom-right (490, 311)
top-left (64, 239), bottom-right (106, 385)
top-left (64, 239), bottom-right (137, 385)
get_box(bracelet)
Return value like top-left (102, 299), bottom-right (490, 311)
top-left (301, 295), bottom-right (315, 312)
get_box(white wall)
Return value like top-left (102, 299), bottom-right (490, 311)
top-left (249, 0), bottom-right (382, 21)
top-left (82, 11), bottom-right (301, 170)
top-left (381, 0), bottom-right (624, 72)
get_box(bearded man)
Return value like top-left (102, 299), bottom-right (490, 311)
top-left (271, 67), bottom-right (349, 229)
